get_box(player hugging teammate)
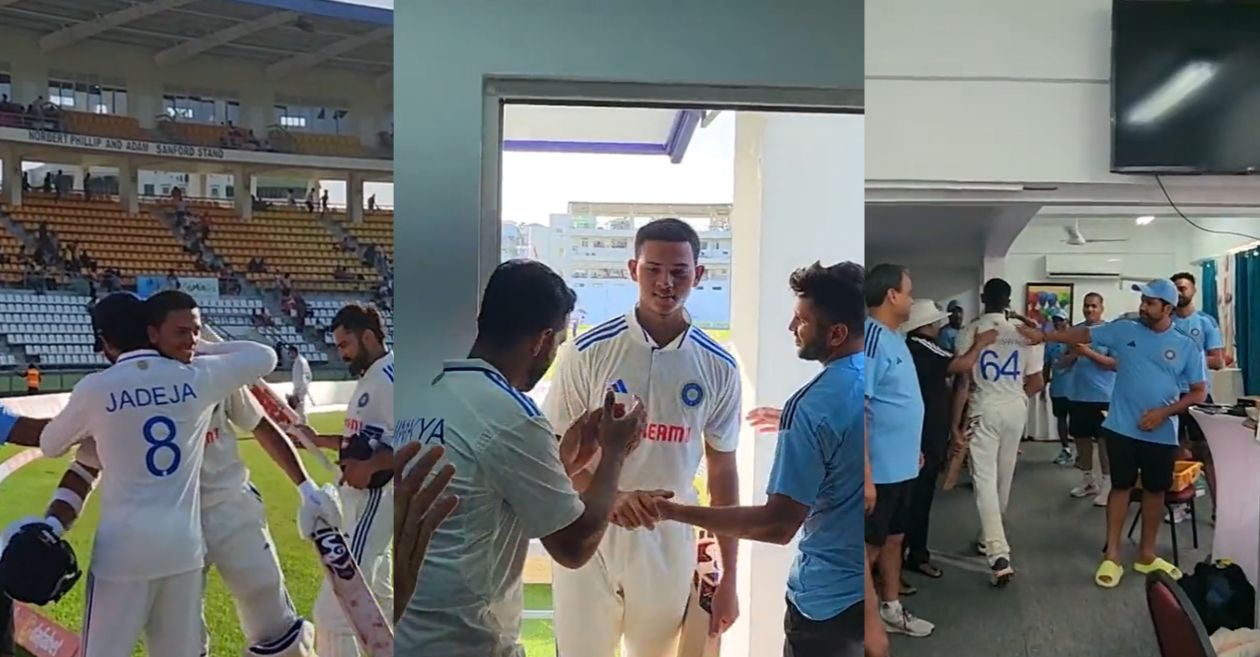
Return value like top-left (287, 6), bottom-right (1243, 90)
top-left (0, 293), bottom-right (391, 657)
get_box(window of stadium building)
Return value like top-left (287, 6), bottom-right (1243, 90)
top-left (47, 79), bottom-right (127, 115)
top-left (162, 94), bottom-right (238, 124)
top-left (273, 104), bottom-right (350, 134)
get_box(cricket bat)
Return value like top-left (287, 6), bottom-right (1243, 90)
top-left (676, 531), bottom-right (721, 657)
top-left (200, 329), bottom-right (394, 656)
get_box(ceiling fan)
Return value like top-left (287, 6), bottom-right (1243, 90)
top-left (1062, 219), bottom-right (1130, 246)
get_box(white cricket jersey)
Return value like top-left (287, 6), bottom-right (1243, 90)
top-left (39, 343), bottom-right (277, 580)
top-left (956, 313), bottom-right (1043, 409)
top-left (292, 355), bottom-right (311, 395)
top-left (542, 309), bottom-right (742, 496)
top-left (200, 387), bottom-right (265, 505)
top-left (344, 351), bottom-right (394, 448)
top-left (399, 358), bottom-right (584, 656)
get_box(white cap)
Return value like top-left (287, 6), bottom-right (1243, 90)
top-left (904, 299), bottom-right (949, 334)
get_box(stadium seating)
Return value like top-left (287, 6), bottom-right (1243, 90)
top-left (335, 210), bottom-right (393, 259)
top-left (59, 111), bottom-right (148, 141)
top-left (158, 120), bottom-right (229, 148)
top-left (204, 208), bottom-right (377, 292)
top-left (0, 293), bottom-right (103, 367)
top-left (0, 227), bottom-right (27, 284)
top-left (5, 196), bottom-right (201, 282)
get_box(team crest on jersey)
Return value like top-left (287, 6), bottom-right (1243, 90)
top-left (1191, 328), bottom-right (1201, 337)
top-left (357, 392), bottom-right (370, 408)
top-left (681, 382), bottom-right (704, 407)
top-left (1164, 349), bottom-right (1177, 361)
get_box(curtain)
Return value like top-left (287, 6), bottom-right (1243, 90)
top-left (1236, 249), bottom-right (1260, 396)
top-left (1201, 259), bottom-right (1219, 322)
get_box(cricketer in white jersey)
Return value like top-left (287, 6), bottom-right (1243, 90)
top-left (313, 349), bottom-right (394, 656)
top-left (397, 359), bottom-right (587, 657)
top-left (39, 340), bottom-right (278, 657)
top-left (200, 387), bottom-right (315, 657)
top-left (543, 309), bottom-right (742, 657)
top-left (955, 311), bottom-right (1043, 577)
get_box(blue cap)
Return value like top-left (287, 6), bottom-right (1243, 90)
top-left (1050, 308), bottom-right (1068, 320)
top-left (1131, 279), bottom-right (1178, 305)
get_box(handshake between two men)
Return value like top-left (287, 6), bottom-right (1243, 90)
top-left (555, 392), bottom-right (680, 530)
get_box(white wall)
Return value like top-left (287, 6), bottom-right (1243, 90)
top-left (1005, 218), bottom-right (1191, 321)
top-left (395, 0), bottom-right (863, 395)
top-left (1187, 217), bottom-right (1260, 264)
top-left (729, 110), bottom-right (863, 657)
top-left (0, 26), bottom-right (391, 143)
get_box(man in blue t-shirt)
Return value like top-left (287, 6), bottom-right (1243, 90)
top-left (862, 264), bottom-right (932, 638)
top-left (655, 261), bottom-right (868, 657)
top-left (1065, 293), bottom-right (1118, 506)
top-left (1043, 309), bottom-right (1074, 465)
top-left (1170, 271), bottom-right (1226, 520)
top-left (1020, 279), bottom-right (1206, 588)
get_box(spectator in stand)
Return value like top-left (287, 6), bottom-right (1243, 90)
top-left (20, 171), bottom-right (29, 193)
top-left (367, 194), bottom-right (376, 213)
top-left (321, 190), bottom-right (329, 213)
top-left (166, 269), bottom-right (180, 290)
top-left (305, 189), bottom-right (316, 213)
top-left (287, 189), bottom-right (297, 207)
top-left (41, 172), bottom-right (52, 194)
top-left (54, 170), bottom-right (65, 199)
top-left (24, 364), bottom-right (40, 395)
top-left (83, 171), bottom-right (93, 201)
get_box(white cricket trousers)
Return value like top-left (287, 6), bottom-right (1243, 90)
top-left (313, 483), bottom-right (393, 657)
top-left (553, 520), bottom-right (695, 657)
top-left (202, 485), bottom-right (300, 651)
top-left (82, 569), bottom-right (202, 657)
top-left (968, 398), bottom-right (1028, 561)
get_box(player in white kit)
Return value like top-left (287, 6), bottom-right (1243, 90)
top-left (37, 292), bottom-right (279, 656)
top-left (295, 303), bottom-right (394, 657)
top-left (543, 219), bottom-right (742, 657)
top-left (23, 290), bottom-right (341, 657)
top-left (289, 345), bottom-right (313, 423)
top-left (950, 278), bottom-right (1044, 586)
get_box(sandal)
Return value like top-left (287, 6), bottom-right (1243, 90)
top-left (909, 561), bottom-right (944, 578)
top-left (1095, 559), bottom-right (1124, 588)
top-left (1133, 557), bottom-right (1183, 580)
top-left (900, 577), bottom-right (918, 596)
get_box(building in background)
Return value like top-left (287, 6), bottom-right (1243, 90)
top-left (504, 201), bottom-right (732, 328)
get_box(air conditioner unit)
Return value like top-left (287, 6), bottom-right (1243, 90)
top-left (1043, 255), bottom-right (1124, 279)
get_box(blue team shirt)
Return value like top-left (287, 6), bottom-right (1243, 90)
top-left (864, 318), bottom-right (923, 484)
top-left (1045, 342), bottom-right (1073, 399)
top-left (938, 326), bottom-right (959, 353)
top-left (1173, 311), bottom-right (1223, 397)
top-left (0, 405), bottom-right (16, 445)
top-left (1091, 319), bottom-right (1207, 445)
top-left (1069, 322), bottom-right (1116, 404)
top-left (766, 352), bottom-right (864, 620)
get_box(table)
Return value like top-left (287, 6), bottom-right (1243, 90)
top-left (1190, 408), bottom-right (1260, 623)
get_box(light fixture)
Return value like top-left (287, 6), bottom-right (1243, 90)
top-left (1135, 215), bottom-right (1155, 226)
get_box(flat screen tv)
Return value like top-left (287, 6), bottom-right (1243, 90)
top-left (1111, 0), bottom-right (1260, 174)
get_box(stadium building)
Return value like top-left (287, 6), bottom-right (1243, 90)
top-left (0, 0), bottom-right (394, 393)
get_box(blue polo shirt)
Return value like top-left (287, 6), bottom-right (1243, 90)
top-left (938, 326), bottom-right (959, 353)
top-left (864, 318), bottom-right (923, 484)
top-left (1069, 321), bottom-right (1116, 404)
top-left (1091, 319), bottom-right (1206, 445)
top-left (0, 405), bottom-right (17, 446)
top-left (1045, 342), bottom-right (1073, 399)
top-left (767, 352), bottom-right (864, 621)
top-left (1173, 311), bottom-right (1223, 397)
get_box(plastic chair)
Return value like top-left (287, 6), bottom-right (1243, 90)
top-left (1145, 570), bottom-right (1217, 657)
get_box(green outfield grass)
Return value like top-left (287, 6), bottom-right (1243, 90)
top-left (2, 411), bottom-right (345, 657)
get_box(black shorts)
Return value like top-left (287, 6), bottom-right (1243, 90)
top-left (1103, 428), bottom-right (1177, 492)
top-left (865, 480), bottom-right (912, 546)
top-left (1179, 394), bottom-right (1214, 443)
top-left (1068, 401), bottom-right (1109, 440)
top-left (783, 599), bottom-right (863, 657)
top-left (1051, 396), bottom-right (1070, 420)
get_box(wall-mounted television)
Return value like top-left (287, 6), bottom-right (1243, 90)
top-left (1111, 0), bottom-right (1260, 175)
